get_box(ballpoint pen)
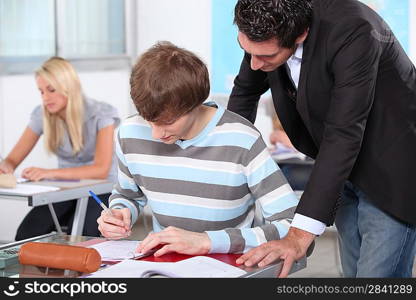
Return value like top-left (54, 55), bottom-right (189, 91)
top-left (88, 190), bottom-right (113, 216)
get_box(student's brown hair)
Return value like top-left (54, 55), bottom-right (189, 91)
top-left (130, 41), bottom-right (210, 123)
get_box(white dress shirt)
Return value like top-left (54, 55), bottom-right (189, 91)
top-left (285, 43), bottom-right (326, 236)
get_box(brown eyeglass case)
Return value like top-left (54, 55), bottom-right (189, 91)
top-left (18, 242), bottom-right (102, 273)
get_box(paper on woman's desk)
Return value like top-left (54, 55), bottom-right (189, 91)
top-left (89, 240), bottom-right (146, 261)
top-left (87, 256), bottom-right (247, 278)
top-left (270, 143), bottom-right (306, 160)
top-left (0, 183), bottom-right (60, 195)
top-left (16, 177), bottom-right (29, 183)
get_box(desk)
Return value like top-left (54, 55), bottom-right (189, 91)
top-left (138, 251), bottom-right (306, 278)
top-left (275, 157), bottom-right (315, 166)
top-left (0, 180), bottom-right (113, 236)
top-left (0, 235), bottom-right (307, 278)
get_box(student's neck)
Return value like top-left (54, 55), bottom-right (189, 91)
top-left (183, 105), bottom-right (216, 140)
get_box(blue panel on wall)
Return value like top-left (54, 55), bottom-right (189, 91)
top-left (211, 0), bottom-right (242, 94)
top-left (211, 0), bottom-right (410, 94)
top-left (360, 0), bottom-right (410, 52)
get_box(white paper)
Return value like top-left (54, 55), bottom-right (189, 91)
top-left (89, 240), bottom-right (144, 261)
top-left (16, 177), bottom-right (29, 183)
top-left (87, 256), bottom-right (247, 278)
top-left (0, 183), bottom-right (60, 195)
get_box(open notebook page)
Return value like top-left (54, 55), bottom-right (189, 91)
top-left (89, 240), bottom-right (146, 261)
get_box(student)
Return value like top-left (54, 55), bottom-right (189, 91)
top-left (97, 41), bottom-right (301, 257)
top-left (0, 57), bottom-right (120, 240)
top-left (228, 0), bottom-right (416, 277)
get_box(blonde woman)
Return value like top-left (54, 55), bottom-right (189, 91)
top-left (0, 57), bottom-right (119, 240)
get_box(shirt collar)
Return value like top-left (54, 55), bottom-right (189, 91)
top-left (291, 43), bottom-right (303, 62)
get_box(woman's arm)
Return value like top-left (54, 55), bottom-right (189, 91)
top-left (22, 124), bottom-right (115, 181)
top-left (0, 127), bottom-right (40, 174)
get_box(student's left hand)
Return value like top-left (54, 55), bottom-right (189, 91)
top-left (137, 226), bottom-right (211, 257)
top-left (22, 167), bottom-right (54, 181)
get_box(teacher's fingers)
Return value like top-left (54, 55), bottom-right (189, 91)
top-left (278, 255), bottom-right (296, 278)
top-left (236, 247), bottom-right (269, 267)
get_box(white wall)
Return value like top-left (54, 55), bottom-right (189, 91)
top-left (136, 0), bottom-right (212, 70)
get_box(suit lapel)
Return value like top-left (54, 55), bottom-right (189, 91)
top-left (296, 1), bottom-right (321, 145)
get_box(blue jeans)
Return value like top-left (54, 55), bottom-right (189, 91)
top-left (335, 181), bottom-right (416, 277)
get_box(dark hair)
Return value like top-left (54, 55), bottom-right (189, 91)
top-left (234, 0), bottom-right (313, 48)
top-left (130, 41), bottom-right (210, 123)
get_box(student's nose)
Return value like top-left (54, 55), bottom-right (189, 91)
top-left (151, 125), bottom-right (165, 140)
top-left (250, 55), bottom-right (264, 71)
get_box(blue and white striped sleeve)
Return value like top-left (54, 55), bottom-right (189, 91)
top-left (206, 136), bottom-right (299, 253)
top-left (109, 127), bottom-right (147, 224)
top-left (245, 137), bottom-right (299, 244)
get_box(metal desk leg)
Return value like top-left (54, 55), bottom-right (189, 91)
top-left (70, 197), bottom-right (88, 236)
top-left (47, 203), bottom-right (63, 235)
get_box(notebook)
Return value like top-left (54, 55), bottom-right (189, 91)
top-left (87, 256), bottom-right (247, 278)
top-left (88, 240), bottom-right (148, 261)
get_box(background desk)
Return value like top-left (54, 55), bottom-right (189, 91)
top-left (0, 180), bottom-right (113, 236)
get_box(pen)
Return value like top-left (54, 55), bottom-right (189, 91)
top-left (89, 190), bottom-right (113, 216)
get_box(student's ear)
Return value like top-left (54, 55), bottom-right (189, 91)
top-left (295, 29), bottom-right (309, 44)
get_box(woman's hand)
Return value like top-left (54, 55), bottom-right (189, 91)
top-left (137, 226), bottom-right (211, 257)
top-left (97, 208), bottom-right (132, 240)
top-left (0, 160), bottom-right (14, 174)
top-left (269, 129), bottom-right (294, 148)
top-left (21, 167), bottom-right (55, 181)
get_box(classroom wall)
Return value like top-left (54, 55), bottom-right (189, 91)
top-left (136, 0), bottom-right (212, 71)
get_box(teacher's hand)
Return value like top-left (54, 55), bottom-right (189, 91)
top-left (236, 227), bottom-right (315, 278)
top-left (137, 226), bottom-right (211, 257)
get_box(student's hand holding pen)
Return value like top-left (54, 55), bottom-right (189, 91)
top-left (97, 207), bottom-right (132, 239)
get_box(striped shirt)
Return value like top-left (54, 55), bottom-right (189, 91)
top-left (109, 102), bottom-right (299, 253)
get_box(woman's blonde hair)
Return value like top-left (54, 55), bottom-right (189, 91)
top-left (36, 57), bottom-right (84, 154)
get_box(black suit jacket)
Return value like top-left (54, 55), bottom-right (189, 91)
top-left (228, 0), bottom-right (416, 226)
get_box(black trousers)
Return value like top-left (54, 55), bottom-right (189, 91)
top-left (15, 193), bottom-right (110, 241)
